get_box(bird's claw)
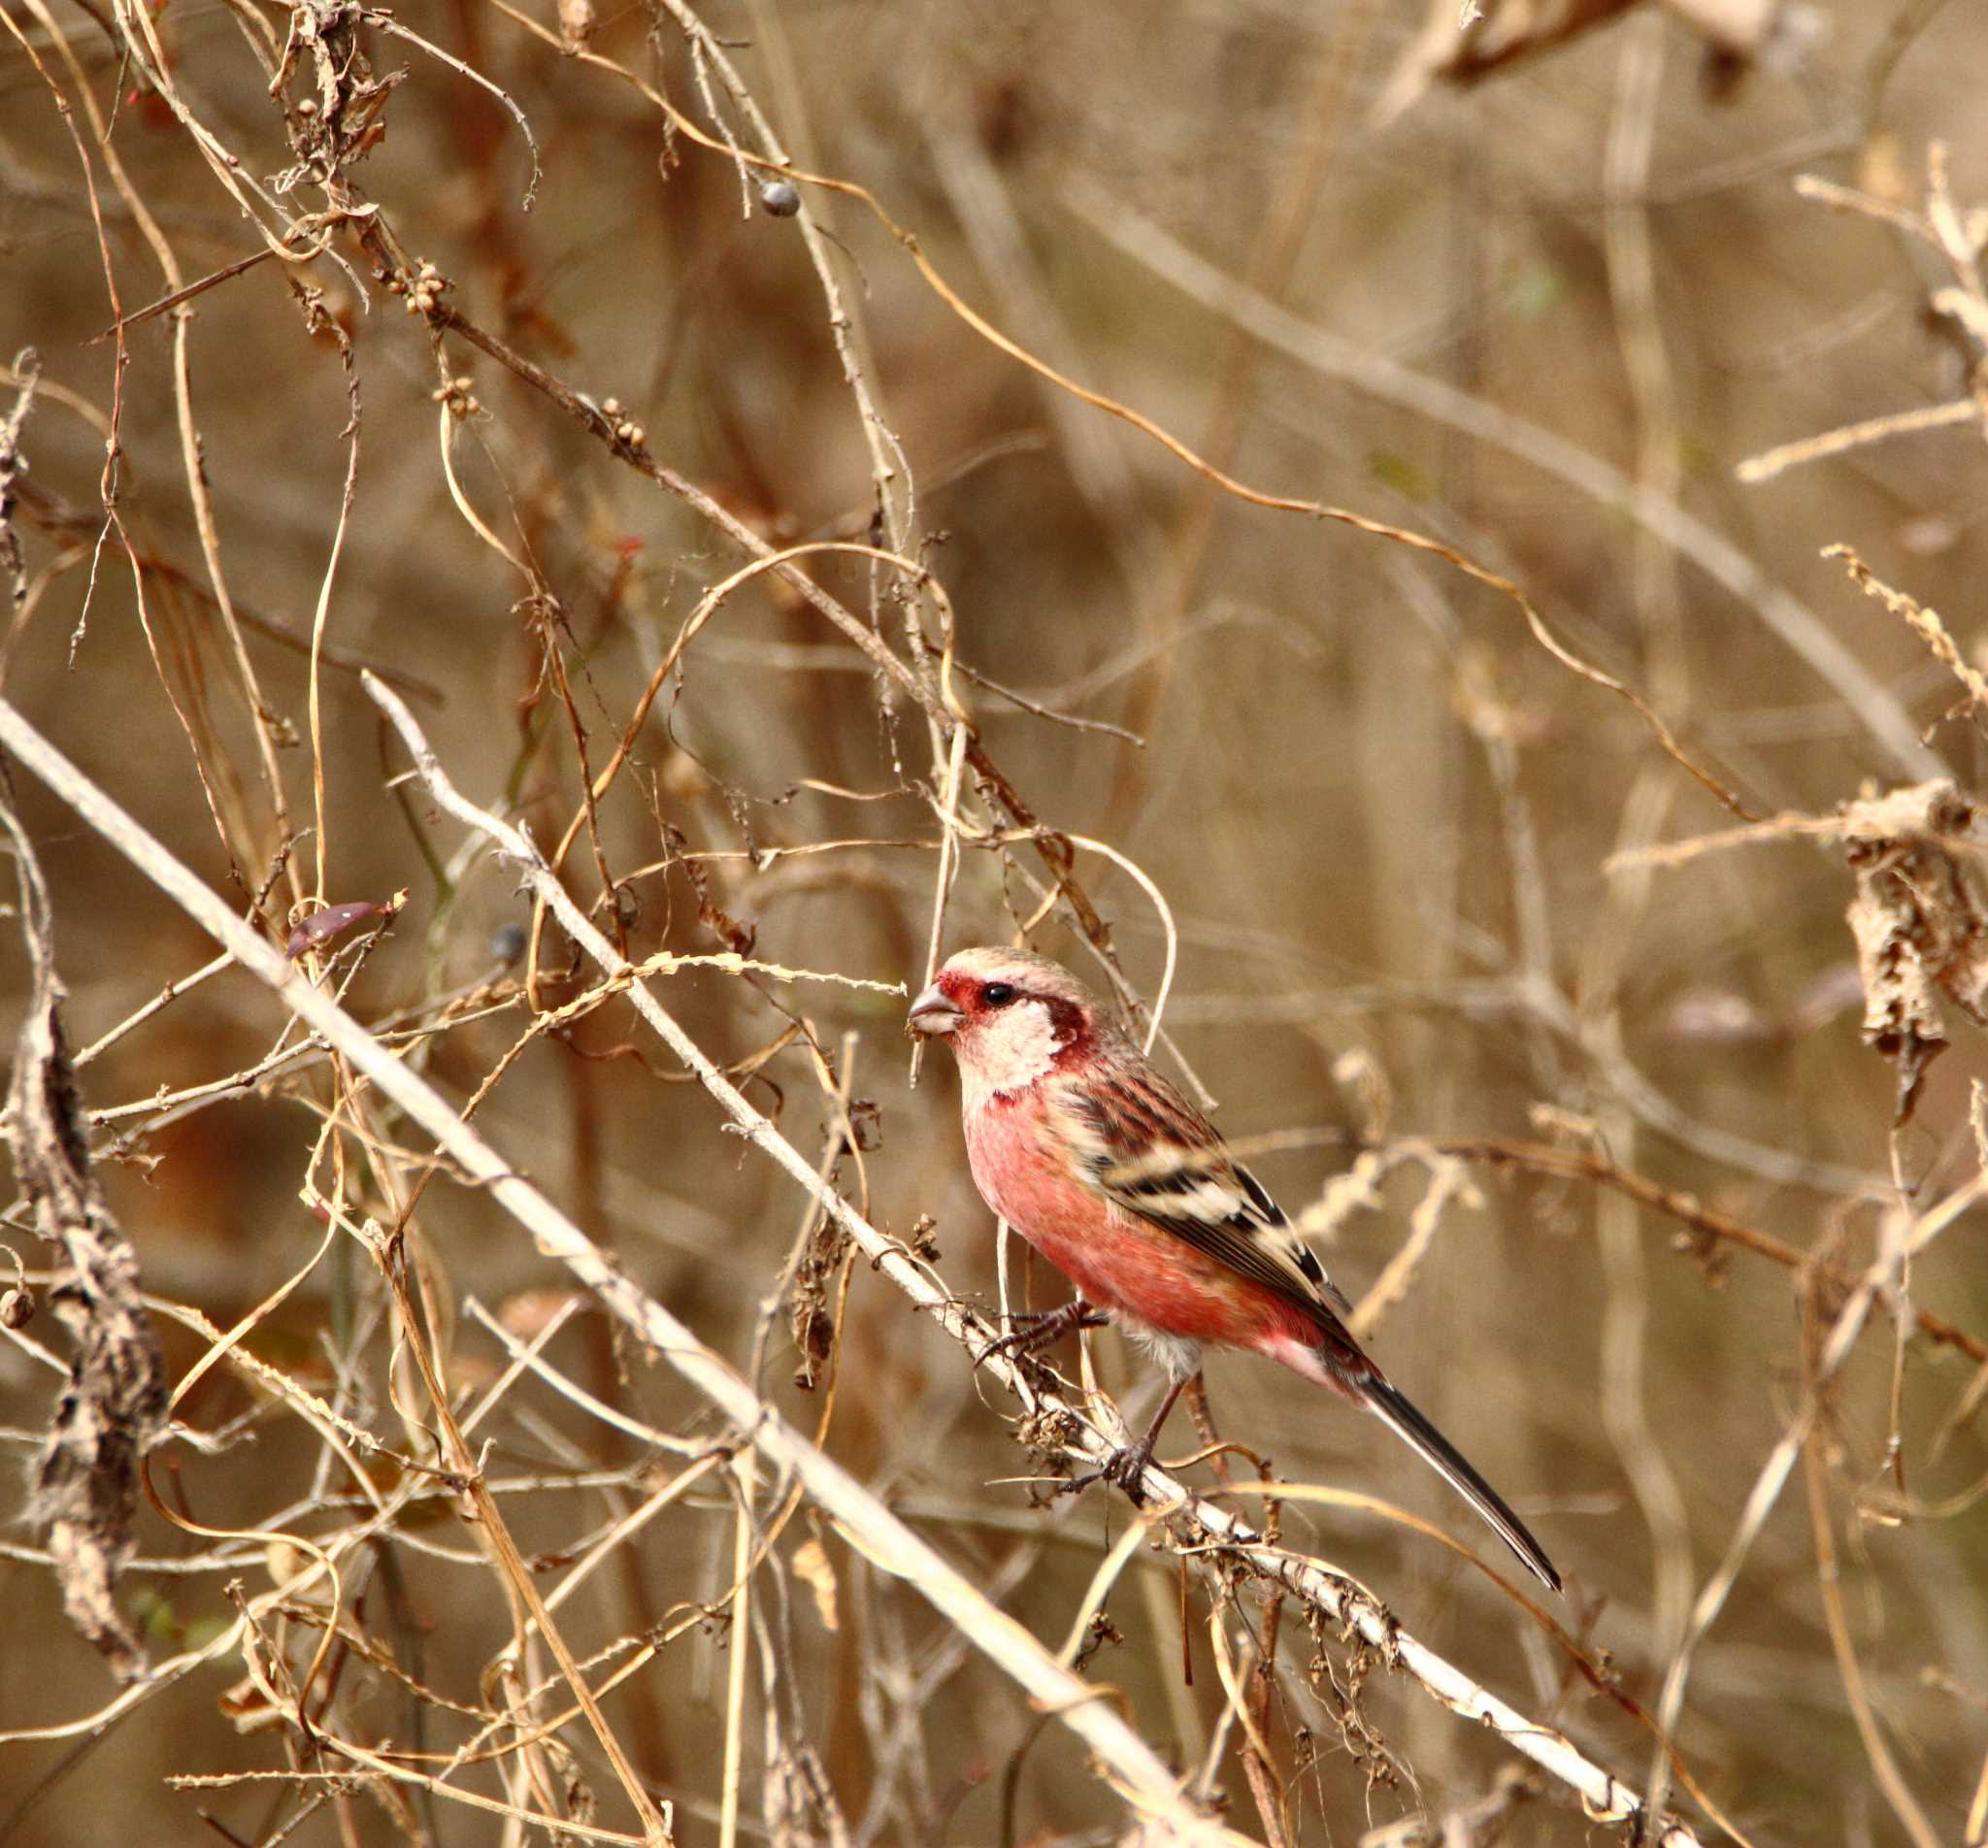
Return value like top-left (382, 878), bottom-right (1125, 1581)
top-left (973, 1302), bottom-right (1108, 1370)
top-left (1060, 1439), bottom-right (1158, 1505)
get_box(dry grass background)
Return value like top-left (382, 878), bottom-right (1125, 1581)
top-left (3, 0), bottom-right (1988, 1842)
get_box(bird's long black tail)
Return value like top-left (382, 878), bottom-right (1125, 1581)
top-left (1357, 1377), bottom-right (1561, 1592)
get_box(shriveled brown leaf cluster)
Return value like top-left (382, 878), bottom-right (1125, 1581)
top-left (1841, 780), bottom-right (1988, 1123)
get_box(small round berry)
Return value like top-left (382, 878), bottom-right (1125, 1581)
top-left (758, 180), bottom-right (802, 218)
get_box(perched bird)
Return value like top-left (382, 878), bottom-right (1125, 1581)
top-left (910, 945), bottom-right (1561, 1592)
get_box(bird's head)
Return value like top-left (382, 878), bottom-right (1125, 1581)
top-left (908, 947), bottom-right (1104, 1099)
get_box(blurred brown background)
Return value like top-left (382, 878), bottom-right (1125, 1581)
top-left (4, 0), bottom-right (1988, 1841)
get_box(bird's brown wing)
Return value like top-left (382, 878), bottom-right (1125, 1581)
top-left (1065, 1063), bottom-right (1359, 1344)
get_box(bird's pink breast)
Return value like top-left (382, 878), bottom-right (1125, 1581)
top-left (962, 1094), bottom-right (1320, 1353)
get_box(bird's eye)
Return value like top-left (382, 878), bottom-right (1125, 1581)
top-left (981, 982), bottom-right (1017, 1007)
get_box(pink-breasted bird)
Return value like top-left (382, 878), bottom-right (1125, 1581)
top-left (910, 945), bottom-right (1561, 1592)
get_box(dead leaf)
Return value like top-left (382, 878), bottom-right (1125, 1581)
top-left (1373, 0), bottom-right (1797, 125)
top-left (1, 788), bottom-right (167, 1680)
top-left (1839, 780), bottom-right (1988, 1125)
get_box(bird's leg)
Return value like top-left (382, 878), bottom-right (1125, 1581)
top-left (974, 1297), bottom-right (1109, 1368)
top-left (1066, 1374), bottom-right (1189, 1504)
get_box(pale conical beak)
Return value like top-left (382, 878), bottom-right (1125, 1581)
top-left (908, 983), bottom-right (963, 1035)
